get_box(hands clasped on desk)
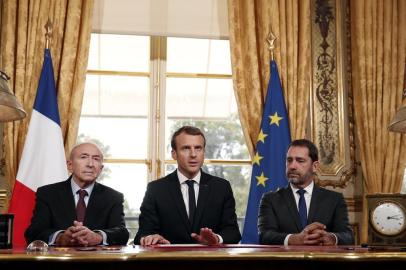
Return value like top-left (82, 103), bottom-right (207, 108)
top-left (140, 228), bottom-right (220, 246)
top-left (55, 221), bottom-right (103, 247)
top-left (289, 222), bottom-right (336, 246)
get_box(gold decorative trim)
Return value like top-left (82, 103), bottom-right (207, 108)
top-left (3, 244), bottom-right (406, 260)
top-left (345, 197), bottom-right (363, 212)
top-left (0, 189), bottom-right (8, 214)
top-left (103, 159), bottom-right (251, 166)
top-left (310, 0), bottom-right (356, 188)
top-left (87, 70), bottom-right (150, 77)
top-left (350, 222), bottom-right (360, 245)
top-left (86, 70), bottom-right (232, 80)
top-left (166, 73), bottom-right (232, 79)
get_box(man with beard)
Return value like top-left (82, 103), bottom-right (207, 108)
top-left (258, 139), bottom-right (354, 245)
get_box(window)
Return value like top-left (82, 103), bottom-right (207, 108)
top-left (78, 34), bottom-right (251, 238)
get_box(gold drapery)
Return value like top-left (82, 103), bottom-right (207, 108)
top-left (350, 0), bottom-right (406, 242)
top-left (227, 0), bottom-right (311, 157)
top-left (0, 0), bottom-right (93, 192)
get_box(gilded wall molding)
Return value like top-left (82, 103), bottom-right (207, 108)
top-left (0, 190), bottom-right (7, 214)
top-left (345, 197), bottom-right (363, 212)
top-left (310, 0), bottom-right (356, 188)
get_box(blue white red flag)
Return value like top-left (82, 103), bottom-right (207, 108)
top-left (8, 49), bottom-right (68, 246)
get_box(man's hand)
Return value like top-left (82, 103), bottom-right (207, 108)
top-left (191, 228), bottom-right (219, 246)
top-left (70, 221), bottom-right (103, 246)
top-left (55, 226), bottom-right (78, 246)
top-left (288, 222), bottom-right (329, 245)
top-left (319, 231), bottom-right (337, 246)
top-left (140, 234), bottom-right (170, 246)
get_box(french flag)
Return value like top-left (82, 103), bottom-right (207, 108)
top-left (8, 49), bottom-right (68, 246)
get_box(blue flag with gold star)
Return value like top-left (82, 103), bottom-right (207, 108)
top-left (241, 60), bottom-right (291, 244)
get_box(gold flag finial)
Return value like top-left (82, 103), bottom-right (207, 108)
top-left (267, 31), bottom-right (277, 61)
top-left (45, 19), bottom-right (53, 49)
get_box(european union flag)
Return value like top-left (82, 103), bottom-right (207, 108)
top-left (241, 60), bottom-right (291, 244)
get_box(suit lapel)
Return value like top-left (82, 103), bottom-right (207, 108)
top-left (193, 172), bottom-right (210, 232)
top-left (167, 171), bottom-right (191, 232)
top-left (59, 178), bottom-right (76, 223)
top-left (85, 182), bottom-right (101, 226)
top-left (308, 185), bottom-right (321, 223)
top-left (283, 186), bottom-right (303, 231)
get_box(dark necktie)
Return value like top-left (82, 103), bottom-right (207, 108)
top-left (297, 189), bottom-right (308, 230)
top-left (185, 180), bottom-right (196, 225)
top-left (76, 189), bottom-right (88, 222)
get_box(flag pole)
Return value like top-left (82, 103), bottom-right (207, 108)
top-left (267, 31), bottom-right (276, 61)
top-left (241, 30), bottom-right (291, 244)
top-left (45, 19), bottom-right (53, 50)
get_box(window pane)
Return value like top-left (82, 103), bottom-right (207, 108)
top-left (166, 78), bottom-right (236, 118)
top-left (167, 37), bottom-right (231, 74)
top-left (165, 118), bottom-right (249, 160)
top-left (165, 164), bottom-right (251, 220)
top-left (82, 75), bottom-right (149, 116)
top-left (88, 34), bottom-right (149, 72)
top-left (78, 117), bottom-right (148, 159)
top-left (99, 163), bottom-right (148, 239)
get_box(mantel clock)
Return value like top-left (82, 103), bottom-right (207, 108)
top-left (367, 194), bottom-right (406, 246)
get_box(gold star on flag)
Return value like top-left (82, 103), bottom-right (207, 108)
top-left (252, 152), bottom-right (263, 166)
top-left (257, 129), bottom-right (268, 143)
top-left (269, 112), bottom-right (283, 126)
top-left (256, 172), bottom-right (269, 187)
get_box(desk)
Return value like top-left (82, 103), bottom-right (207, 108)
top-left (1, 245), bottom-right (406, 270)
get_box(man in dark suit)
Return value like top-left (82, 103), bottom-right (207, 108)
top-left (258, 139), bottom-right (354, 245)
top-left (25, 142), bottom-right (129, 246)
top-left (134, 126), bottom-right (241, 246)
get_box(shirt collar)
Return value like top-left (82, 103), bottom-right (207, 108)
top-left (177, 169), bottom-right (201, 185)
top-left (70, 176), bottom-right (95, 196)
top-left (290, 180), bottom-right (314, 196)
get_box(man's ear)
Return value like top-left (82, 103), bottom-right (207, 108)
top-left (67, 160), bottom-right (73, 173)
top-left (171, 149), bottom-right (177, 160)
top-left (312, 160), bottom-right (320, 173)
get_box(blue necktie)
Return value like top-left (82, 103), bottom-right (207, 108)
top-left (297, 189), bottom-right (308, 230)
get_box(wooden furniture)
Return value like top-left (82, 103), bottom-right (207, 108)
top-left (1, 244), bottom-right (405, 270)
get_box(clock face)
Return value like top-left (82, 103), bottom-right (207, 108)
top-left (371, 201), bottom-right (406, 236)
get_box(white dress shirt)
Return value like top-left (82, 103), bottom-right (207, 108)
top-left (176, 170), bottom-right (223, 243)
top-left (177, 170), bottom-right (200, 217)
top-left (284, 181), bottom-right (337, 245)
top-left (49, 177), bottom-right (107, 245)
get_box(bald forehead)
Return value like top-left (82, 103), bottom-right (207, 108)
top-left (70, 143), bottom-right (103, 160)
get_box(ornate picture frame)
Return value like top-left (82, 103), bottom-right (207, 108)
top-left (310, 0), bottom-right (356, 188)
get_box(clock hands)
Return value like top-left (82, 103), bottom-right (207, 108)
top-left (387, 214), bottom-right (402, 220)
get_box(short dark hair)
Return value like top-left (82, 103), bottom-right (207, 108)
top-left (288, 139), bottom-right (319, 162)
top-left (171, 126), bottom-right (206, 150)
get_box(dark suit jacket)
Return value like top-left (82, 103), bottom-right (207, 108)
top-left (258, 184), bottom-right (354, 245)
top-left (134, 170), bottom-right (241, 244)
top-left (25, 177), bottom-right (129, 245)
